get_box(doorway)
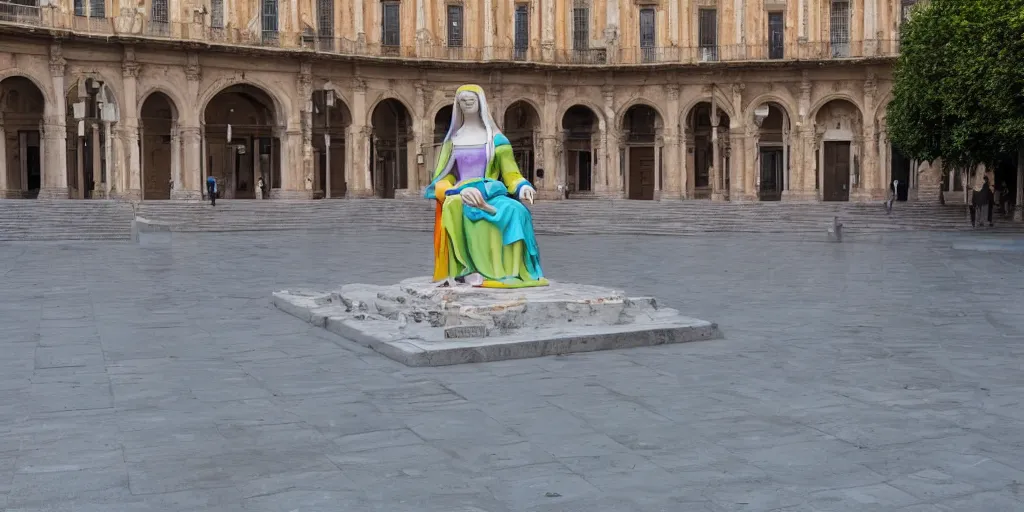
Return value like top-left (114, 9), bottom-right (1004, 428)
top-left (759, 148), bottom-right (783, 201)
top-left (823, 141), bottom-right (851, 201)
top-left (628, 147), bottom-right (656, 200)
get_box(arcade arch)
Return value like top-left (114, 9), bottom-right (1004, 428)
top-left (311, 90), bottom-right (351, 198)
top-left (503, 101), bottom-right (540, 182)
top-left (752, 102), bottom-right (791, 201)
top-left (203, 84), bottom-right (280, 199)
top-left (139, 92), bottom-right (178, 200)
top-left (621, 104), bottom-right (662, 200)
top-left (560, 105), bottom-right (599, 195)
top-left (65, 78), bottom-right (118, 199)
top-left (813, 99), bottom-right (863, 202)
top-left (685, 102), bottom-right (731, 199)
top-left (369, 98), bottom-right (412, 198)
top-left (0, 76), bottom-right (45, 198)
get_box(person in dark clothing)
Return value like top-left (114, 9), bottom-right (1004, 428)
top-left (971, 176), bottom-right (994, 227)
top-left (206, 175), bottom-right (217, 206)
top-left (999, 181), bottom-right (1013, 217)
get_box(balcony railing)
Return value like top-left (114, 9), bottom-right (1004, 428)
top-left (0, 0), bottom-right (40, 25)
top-left (0, 14), bottom-right (903, 66)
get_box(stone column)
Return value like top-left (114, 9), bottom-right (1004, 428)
top-left (710, 111), bottom-right (723, 201)
top-left (668, 0), bottom-right (679, 47)
top-left (680, 124), bottom-right (689, 198)
top-left (729, 128), bottom-right (746, 200)
top-left (415, 0), bottom-right (427, 54)
top-left (347, 78), bottom-right (372, 198)
top-left (0, 122), bottom-right (7, 197)
top-left (744, 125), bottom-right (758, 201)
top-left (103, 121), bottom-right (113, 197)
top-left (662, 85), bottom-right (681, 199)
top-left (169, 123), bottom-right (181, 196)
top-left (600, 85), bottom-right (616, 196)
top-left (353, 0), bottom-right (365, 46)
top-left (782, 121), bottom-right (791, 194)
top-left (176, 126), bottom-right (200, 199)
top-left (298, 63), bottom-right (314, 199)
top-left (39, 43), bottom-right (69, 199)
top-left (90, 124), bottom-right (101, 196)
top-left (123, 56), bottom-right (142, 199)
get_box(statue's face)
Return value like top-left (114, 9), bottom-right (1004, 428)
top-left (457, 92), bottom-right (480, 115)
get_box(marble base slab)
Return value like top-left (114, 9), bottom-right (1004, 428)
top-left (272, 277), bottom-right (721, 367)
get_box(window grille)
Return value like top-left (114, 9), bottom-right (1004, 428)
top-left (262, 0), bottom-right (279, 42)
top-left (698, 9), bottom-right (717, 61)
top-left (830, 1), bottom-right (850, 57)
top-left (150, 0), bottom-right (167, 23)
top-left (74, 0), bottom-right (84, 16)
top-left (210, 0), bottom-right (224, 28)
top-left (381, 1), bottom-right (400, 47)
top-left (317, 0), bottom-right (334, 37)
top-left (768, 11), bottom-right (784, 59)
top-left (572, 1), bottom-right (589, 50)
top-left (87, 0), bottom-right (104, 18)
top-left (447, 4), bottom-right (463, 47)
top-left (513, 4), bottom-right (528, 60)
top-left (639, 7), bottom-right (655, 62)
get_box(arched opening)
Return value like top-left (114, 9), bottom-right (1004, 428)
top-left (204, 84), bottom-right (279, 199)
top-left (140, 92), bottom-right (177, 200)
top-left (66, 78), bottom-right (118, 199)
top-left (312, 90), bottom-right (351, 199)
top-left (561, 105), bottom-right (598, 196)
top-left (621, 104), bottom-right (662, 200)
top-left (503, 101), bottom-right (540, 183)
top-left (753, 102), bottom-right (790, 201)
top-left (814, 99), bottom-right (862, 202)
top-left (370, 99), bottom-right (411, 198)
top-left (0, 76), bottom-right (45, 199)
top-left (428, 105), bottom-right (454, 177)
top-left (686, 102), bottom-right (730, 200)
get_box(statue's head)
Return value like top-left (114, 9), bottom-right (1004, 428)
top-left (457, 90), bottom-right (480, 116)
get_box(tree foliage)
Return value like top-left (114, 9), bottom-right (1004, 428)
top-left (887, 0), bottom-right (1024, 169)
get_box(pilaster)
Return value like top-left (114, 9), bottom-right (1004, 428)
top-left (174, 126), bottom-right (202, 200)
top-left (122, 47), bottom-right (142, 198)
top-left (298, 62), bottom-right (314, 198)
top-left (662, 84), bottom-right (682, 198)
top-left (39, 42), bottom-right (69, 199)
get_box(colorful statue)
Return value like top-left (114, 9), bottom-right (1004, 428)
top-left (425, 85), bottom-right (548, 288)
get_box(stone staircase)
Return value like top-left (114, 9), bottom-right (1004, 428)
top-left (0, 200), bottom-right (135, 241)
top-left (1, 198), bottom-right (1020, 242)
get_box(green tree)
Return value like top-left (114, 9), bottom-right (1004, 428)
top-left (886, 0), bottom-right (1024, 171)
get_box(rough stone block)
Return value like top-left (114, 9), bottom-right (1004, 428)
top-left (272, 277), bottom-right (721, 366)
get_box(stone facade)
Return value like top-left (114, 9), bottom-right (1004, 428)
top-left (0, 0), bottom-right (919, 201)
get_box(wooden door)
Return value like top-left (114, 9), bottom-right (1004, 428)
top-left (759, 148), bottom-right (783, 201)
top-left (823, 141), bottom-right (850, 202)
top-left (628, 146), bottom-right (655, 200)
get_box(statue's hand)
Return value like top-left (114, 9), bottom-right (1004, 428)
top-left (460, 187), bottom-right (485, 208)
top-left (518, 186), bottom-right (536, 205)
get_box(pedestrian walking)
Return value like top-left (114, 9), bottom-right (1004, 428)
top-left (885, 179), bottom-right (898, 214)
top-left (206, 175), bottom-right (217, 206)
top-left (971, 176), bottom-right (994, 227)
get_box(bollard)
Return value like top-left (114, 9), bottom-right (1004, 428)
top-left (827, 216), bottom-right (843, 243)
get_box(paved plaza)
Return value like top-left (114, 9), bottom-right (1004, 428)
top-left (1, 229), bottom-right (1023, 512)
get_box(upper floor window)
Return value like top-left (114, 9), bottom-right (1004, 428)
top-left (210, 0), bottom-right (224, 29)
top-left (381, 1), bottom-right (400, 47)
top-left (513, 3), bottom-right (529, 59)
top-left (317, 0), bottom-right (334, 37)
top-left (767, 11), bottom-right (784, 59)
top-left (572, 0), bottom-right (589, 50)
top-left (639, 7), bottom-right (655, 62)
top-left (150, 0), bottom-right (167, 23)
top-left (830, 0), bottom-right (851, 57)
top-left (447, 4), bottom-right (463, 48)
top-left (698, 8), bottom-right (717, 61)
top-left (74, 0), bottom-right (105, 18)
top-left (261, 0), bottom-right (279, 42)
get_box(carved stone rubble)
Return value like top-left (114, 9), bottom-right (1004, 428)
top-left (272, 277), bottom-right (721, 367)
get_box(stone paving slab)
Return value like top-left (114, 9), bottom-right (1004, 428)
top-left (1, 229), bottom-right (1024, 511)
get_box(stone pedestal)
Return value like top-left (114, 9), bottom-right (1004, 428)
top-left (37, 187), bottom-right (69, 199)
top-left (273, 277), bottom-right (721, 367)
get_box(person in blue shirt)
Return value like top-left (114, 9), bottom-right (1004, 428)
top-left (206, 175), bottom-right (217, 206)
